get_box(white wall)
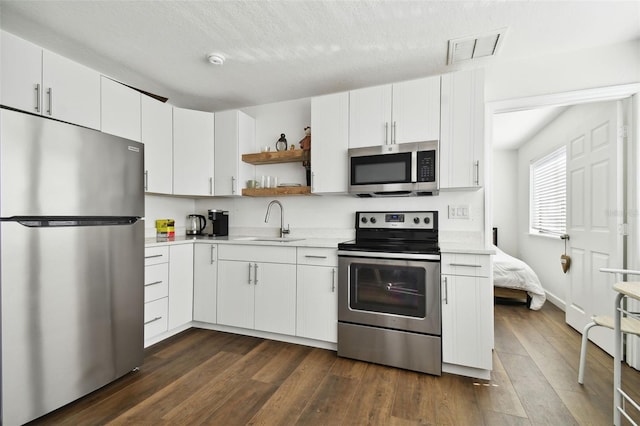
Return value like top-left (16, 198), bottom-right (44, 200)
top-left (491, 149), bottom-right (518, 255)
top-left (485, 40), bottom-right (640, 102)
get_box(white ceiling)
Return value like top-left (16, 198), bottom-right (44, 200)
top-left (493, 106), bottom-right (569, 150)
top-left (1, 1), bottom-right (638, 113)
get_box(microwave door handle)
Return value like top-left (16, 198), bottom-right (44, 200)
top-left (411, 151), bottom-right (417, 182)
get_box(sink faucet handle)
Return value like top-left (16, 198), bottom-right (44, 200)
top-left (282, 224), bottom-right (290, 236)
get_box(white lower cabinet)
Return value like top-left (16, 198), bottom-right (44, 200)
top-left (193, 243), bottom-right (218, 324)
top-left (144, 246), bottom-right (169, 342)
top-left (441, 253), bottom-right (493, 370)
top-left (296, 247), bottom-right (338, 342)
top-left (217, 245), bottom-right (296, 335)
top-left (144, 297), bottom-right (169, 341)
top-left (168, 244), bottom-right (194, 330)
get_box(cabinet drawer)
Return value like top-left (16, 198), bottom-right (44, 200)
top-left (144, 263), bottom-right (169, 303)
top-left (218, 244), bottom-right (296, 263)
top-left (144, 297), bottom-right (168, 340)
top-left (441, 253), bottom-right (490, 277)
top-left (297, 247), bottom-right (338, 267)
top-left (145, 246), bottom-right (169, 266)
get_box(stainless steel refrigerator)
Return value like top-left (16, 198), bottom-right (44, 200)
top-left (0, 108), bottom-right (144, 425)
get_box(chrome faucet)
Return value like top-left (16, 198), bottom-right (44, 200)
top-left (264, 200), bottom-right (290, 238)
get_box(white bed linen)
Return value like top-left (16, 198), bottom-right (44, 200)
top-left (493, 245), bottom-right (546, 310)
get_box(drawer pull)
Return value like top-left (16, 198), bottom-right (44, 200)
top-left (145, 254), bottom-right (164, 259)
top-left (145, 280), bottom-right (163, 287)
top-left (144, 316), bottom-right (162, 325)
top-left (305, 255), bottom-right (328, 259)
top-left (449, 263), bottom-right (482, 268)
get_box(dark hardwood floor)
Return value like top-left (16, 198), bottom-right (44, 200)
top-left (30, 302), bottom-right (640, 425)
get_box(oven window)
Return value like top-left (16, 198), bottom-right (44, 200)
top-left (349, 262), bottom-right (426, 317)
top-left (351, 152), bottom-right (411, 185)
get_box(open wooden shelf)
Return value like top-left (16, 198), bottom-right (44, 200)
top-left (241, 186), bottom-right (311, 197)
top-left (241, 149), bottom-right (305, 165)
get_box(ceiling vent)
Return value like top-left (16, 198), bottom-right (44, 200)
top-left (447, 28), bottom-right (507, 65)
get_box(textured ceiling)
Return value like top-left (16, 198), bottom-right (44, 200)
top-left (0, 1), bottom-right (639, 112)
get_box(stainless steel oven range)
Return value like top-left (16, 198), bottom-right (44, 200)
top-left (337, 210), bottom-right (441, 375)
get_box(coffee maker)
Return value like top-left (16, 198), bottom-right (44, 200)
top-left (208, 210), bottom-right (229, 236)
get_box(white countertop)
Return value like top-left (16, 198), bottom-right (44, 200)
top-left (145, 235), bottom-right (348, 249)
top-left (146, 235), bottom-right (495, 255)
top-left (440, 241), bottom-right (495, 255)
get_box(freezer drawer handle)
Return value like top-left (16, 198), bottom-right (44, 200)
top-left (144, 316), bottom-right (162, 325)
top-left (144, 281), bottom-right (163, 287)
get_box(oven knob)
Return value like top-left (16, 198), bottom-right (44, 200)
top-left (370, 217), bottom-right (377, 224)
top-left (361, 217), bottom-right (368, 224)
top-left (424, 217), bottom-right (431, 224)
top-left (413, 217), bottom-right (420, 224)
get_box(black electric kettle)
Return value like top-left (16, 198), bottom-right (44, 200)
top-left (186, 214), bottom-right (206, 235)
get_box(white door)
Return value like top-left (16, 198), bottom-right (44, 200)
top-left (566, 100), bottom-right (624, 355)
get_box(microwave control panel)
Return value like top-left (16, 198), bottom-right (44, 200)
top-left (417, 150), bottom-right (436, 182)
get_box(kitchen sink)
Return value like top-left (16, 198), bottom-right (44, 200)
top-left (232, 236), bottom-right (305, 243)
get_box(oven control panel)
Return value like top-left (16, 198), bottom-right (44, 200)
top-left (357, 211), bottom-right (436, 230)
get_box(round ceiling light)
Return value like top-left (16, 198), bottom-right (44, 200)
top-left (207, 53), bottom-right (225, 65)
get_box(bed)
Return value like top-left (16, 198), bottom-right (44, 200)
top-left (493, 228), bottom-right (546, 310)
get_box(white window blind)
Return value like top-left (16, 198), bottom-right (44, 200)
top-left (530, 146), bottom-right (566, 235)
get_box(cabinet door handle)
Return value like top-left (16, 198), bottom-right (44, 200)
top-left (392, 121), bottom-right (397, 144)
top-left (305, 255), bottom-right (327, 259)
top-left (331, 268), bottom-right (336, 292)
top-left (311, 171), bottom-right (315, 192)
top-left (46, 87), bottom-right (52, 116)
top-left (443, 277), bottom-right (448, 305)
top-left (144, 316), bottom-right (162, 325)
top-left (449, 263), bottom-right (482, 268)
top-left (384, 122), bottom-right (389, 145)
top-left (144, 280), bottom-right (163, 287)
top-left (248, 263), bottom-right (252, 284)
top-left (254, 263), bottom-right (259, 285)
top-left (474, 160), bottom-right (480, 186)
top-left (209, 177), bottom-right (213, 195)
top-left (144, 170), bottom-right (149, 191)
top-left (231, 176), bottom-right (236, 194)
top-left (34, 83), bottom-right (41, 112)
top-left (210, 245), bottom-right (216, 264)
top-left (145, 254), bottom-right (163, 259)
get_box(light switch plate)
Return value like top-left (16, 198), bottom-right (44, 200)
top-left (448, 205), bottom-right (470, 219)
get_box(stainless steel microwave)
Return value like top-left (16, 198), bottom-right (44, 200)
top-left (348, 140), bottom-right (439, 197)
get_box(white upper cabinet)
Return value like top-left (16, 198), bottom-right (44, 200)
top-left (1, 31), bottom-right (43, 114)
top-left (349, 76), bottom-right (440, 148)
top-left (172, 107), bottom-right (215, 196)
top-left (349, 84), bottom-right (392, 148)
top-left (392, 76), bottom-right (441, 144)
top-left (142, 95), bottom-right (173, 194)
top-left (440, 68), bottom-right (485, 189)
top-left (1, 31), bottom-right (101, 130)
top-left (310, 92), bottom-right (349, 194)
top-left (42, 50), bottom-right (101, 130)
top-left (100, 76), bottom-right (141, 142)
top-left (214, 110), bottom-right (255, 196)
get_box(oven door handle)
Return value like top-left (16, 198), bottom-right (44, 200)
top-left (338, 250), bottom-right (440, 261)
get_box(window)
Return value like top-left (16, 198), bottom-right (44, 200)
top-left (530, 146), bottom-right (566, 235)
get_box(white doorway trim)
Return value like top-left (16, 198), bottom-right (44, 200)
top-left (485, 82), bottom-right (640, 367)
